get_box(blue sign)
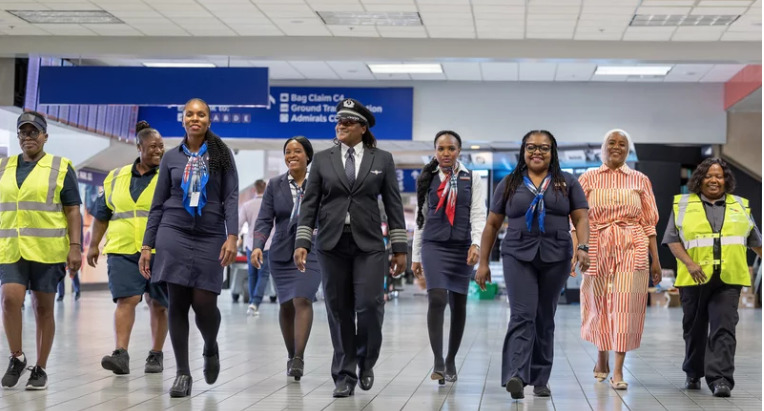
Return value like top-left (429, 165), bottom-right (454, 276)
top-left (137, 87), bottom-right (413, 140)
top-left (38, 67), bottom-right (269, 106)
top-left (396, 169), bottom-right (421, 193)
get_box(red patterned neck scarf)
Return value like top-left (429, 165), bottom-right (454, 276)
top-left (435, 166), bottom-right (458, 225)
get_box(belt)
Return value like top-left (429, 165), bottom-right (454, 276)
top-left (343, 224), bottom-right (352, 233)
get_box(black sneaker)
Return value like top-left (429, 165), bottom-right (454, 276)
top-left (25, 366), bottom-right (47, 390)
top-left (1, 355), bottom-right (27, 388)
top-left (74, 292), bottom-right (81, 301)
top-left (101, 349), bottom-right (130, 375)
top-left (144, 351), bottom-right (163, 374)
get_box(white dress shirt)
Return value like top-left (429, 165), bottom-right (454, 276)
top-left (339, 141), bottom-right (364, 224)
top-left (411, 162), bottom-right (487, 263)
top-left (287, 171), bottom-right (310, 205)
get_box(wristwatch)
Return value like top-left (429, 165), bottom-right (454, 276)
top-left (577, 244), bottom-right (589, 252)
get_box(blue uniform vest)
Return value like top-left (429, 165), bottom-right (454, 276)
top-left (422, 169), bottom-right (472, 244)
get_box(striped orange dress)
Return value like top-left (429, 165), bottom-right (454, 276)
top-left (578, 164), bottom-right (659, 352)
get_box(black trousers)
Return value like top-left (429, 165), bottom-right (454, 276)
top-left (679, 270), bottom-right (741, 389)
top-left (316, 232), bottom-right (386, 386)
top-left (501, 252), bottom-right (570, 387)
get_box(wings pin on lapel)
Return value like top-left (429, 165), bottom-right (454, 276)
top-left (370, 170), bottom-right (383, 175)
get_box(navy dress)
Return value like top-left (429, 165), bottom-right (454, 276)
top-left (421, 169), bottom-right (474, 295)
top-left (253, 173), bottom-right (320, 303)
top-left (143, 145), bottom-right (239, 294)
top-left (490, 171), bottom-right (588, 387)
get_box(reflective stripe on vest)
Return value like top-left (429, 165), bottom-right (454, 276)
top-left (102, 164), bottom-right (158, 255)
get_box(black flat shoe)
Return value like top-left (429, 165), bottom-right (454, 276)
top-left (203, 350), bottom-right (220, 385)
top-left (359, 369), bottom-right (374, 391)
top-left (444, 361), bottom-right (457, 383)
top-left (333, 381), bottom-right (354, 398)
top-left (533, 385), bottom-right (551, 397)
top-left (685, 377), bottom-right (701, 390)
top-left (713, 382), bottom-right (731, 397)
top-left (506, 376), bottom-right (525, 399)
top-left (289, 357), bottom-right (304, 381)
top-left (169, 374), bottom-right (192, 398)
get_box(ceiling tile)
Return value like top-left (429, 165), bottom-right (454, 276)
top-left (720, 30), bottom-right (762, 40)
top-left (671, 26), bottom-right (726, 41)
top-left (663, 64), bottom-right (714, 81)
top-left (417, 4), bottom-right (472, 13)
top-left (622, 26), bottom-right (676, 40)
top-left (326, 61), bottom-right (375, 80)
top-left (33, 23), bottom-right (96, 36)
top-left (326, 25), bottom-right (380, 37)
top-left (518, 62), bottom-right (557, 81)
top-left (640, 0), bottom-right (695, 6)
top-left (409, 72), bottom-right (447, 80)
top-left (472, 5), bottom-right (525, 14)
top-left (636, 6), bottom-right (693, 14)
top-left (289, 61), bottom-right (341, 79)
top-left (249, 60), bottom-right (306, 80)
top-left (527, 5), bottom-right (581, 14)
top-left (590, 75), bottom-right (628, 82)
top-left (372, 72), bottom-right (412, 80)
top-left (480, 62), bottom-right (518, 81)
top-left (271, 19), bottom-right (332, 35)
top-left (699, 64), bottom-right (746, 82)
top-left (360, 4), bottom-right (418, 12)
top-left (697, 0), bottom-right (754, 5)
top-left (477, 29), bottom-right (525, 39)
top-left (82, 24), bottom-right (143, 36)
top-left (38, 2), bottom-right (96, 10)
top-left (442, 62), bottom-right (482, 80)
top-left (554, 62), bottom-right (596, 81)
top-left (689, 6), bottom-right (750, 14)
top-left (308, 2), bottom-right (365, 12)
top-left (526, 31), bottom-right (575, 39)
top-left (726, 15), bottom-right (762, 31)
top-left (574, 31), bottom-right (625, 40)
top-left (426, 29), bottom-right (476, 38)
top-left (375, 26), bottom-right (427, 37)
top-left (626, 76), bottom-right (665, 82)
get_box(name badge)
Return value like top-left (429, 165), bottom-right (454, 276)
top-left (190, 192), bottom-right (200, 207)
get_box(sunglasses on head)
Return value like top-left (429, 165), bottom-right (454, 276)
top-left (336, 117), bottom-right (365, 127)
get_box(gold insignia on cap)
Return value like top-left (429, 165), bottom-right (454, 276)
top-left (343, 99), bottom-right (355, 108)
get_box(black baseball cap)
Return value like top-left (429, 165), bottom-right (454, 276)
top-left (17, 111), bottom-right (47, 132)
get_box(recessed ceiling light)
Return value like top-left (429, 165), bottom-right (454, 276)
top-left (142, 62), bottom-right (216, 68)
top-left (317, 11), bottom-right (422, 26)
top-left (8, 10), bottom-right (123, 24)
top-left (470, 145), bottom-right (481, 150)
top-left (630, 14), bottom-right (740, 27)
top-left (368, 64), bottom-right (442, 74)
top-left (595, 66), bottom-right (673, 76)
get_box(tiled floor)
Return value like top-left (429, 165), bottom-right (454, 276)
top-left (0, 288), bottom-right (760, 411)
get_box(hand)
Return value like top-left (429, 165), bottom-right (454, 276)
top-left (390, 253), bottom-right (406, 278)
top-left (139, 249), bottom-right (152, 279)
top-left (86, 246), bottom-right (100, 268)
top-left (412, 262), bottom-right (424, 279)
top-left (475, 264), bottom-right (491, 291)
top-left (466, 245), bottom-right (479, 266)
top-left (687, 262), bottom-right (707, 284)
top-left (651, 260), bottom-right (662, 286)
top-left (252, 248), bottom-right (264, 269)
top-left (219, 237), bottom-right (237, 267)
top-left (67, 246), bottom-right (82, 273)
top-left (569, 257), bottom-right (578, 277)
top-left (294, 248), bottom-right (308, 272)
top-left (572, 249), bottom-right (590, 273)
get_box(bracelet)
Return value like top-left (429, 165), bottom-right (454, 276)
top-left (69, 242), bottom-right (81, 246)
top-left (141, 245), bottom-right (152, 251)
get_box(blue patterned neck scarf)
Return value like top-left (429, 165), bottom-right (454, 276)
top-left (181, 142), bottom-right (209, 217)
top-left (523, 174), bottom-right (551, 232)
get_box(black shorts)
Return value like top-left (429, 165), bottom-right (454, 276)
top-left (0, 258), bottom-right (65, 293)
top-left (107, 253), bottom-right (168, 307)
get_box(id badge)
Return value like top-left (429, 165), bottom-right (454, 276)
top-left (189, 192), bottom-right (200, 207)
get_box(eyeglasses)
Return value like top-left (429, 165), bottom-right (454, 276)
top-left (525, 144), bottom-right (551, 154)
top-left (17, 130), bottom-right (41, 140)
top-left (336, 118), bottom-right (365, 127)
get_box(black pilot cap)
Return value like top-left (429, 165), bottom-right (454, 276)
top-left (335, 98), bottom-right (375, 128)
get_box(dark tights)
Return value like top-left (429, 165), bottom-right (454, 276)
top-left (167, 283), bottom-right (221, 376)
top-left (279, 297), bottom-right (314, 359)
top-left (427, 288), bottom-right (467, 369)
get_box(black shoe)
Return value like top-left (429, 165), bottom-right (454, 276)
top-left (533, 385), bottom-right (551, 397)
top-left (203, 347), bottom-right (220, 385)
top-left (232, 294), bottom-right (239, 303)
top-left (25, 366), bottom-right (47, 390)
top-left (684, 377), bottom-right (701, 390)
top-left (444, 360), bottom-right (457, 383)
top-left (431, 365), bottom-right (445, 385)
top-left (170, 374), bottom-right (192, 398)
top-left (333, 381), bottom-right (354, 398)
top-left (101, 349), bottom-right (130, 375)
top-left (270, 296), bottom-right (277, 303)
top-left (506, 376), bottom-right (525, 399)
top-left (1, 355), bottom-right (27, 388)
top-left (144, 351), bottom-right (163, 374)
top-left (74, 292), bottom-right (80, 301)
top-left (286, 358), bottom-right (293, 376)
top-left (359, 369), bottom-right (374, 391)
top-left (56, 295), bottom-right (63, 302)
top-left (289, 357), bottom-right (304, 381)
top-left (713, 382), bottom-right (731, 397)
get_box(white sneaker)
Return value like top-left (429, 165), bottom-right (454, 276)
top-left (247, 304), bottom-right (259, 316)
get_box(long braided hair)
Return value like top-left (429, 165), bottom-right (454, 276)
top-left (501, 130), bottom-right (567, 204)
top-left (415, 130), bottom-right (462, 230)
top-left (183, 98), bottom-right (234, 173)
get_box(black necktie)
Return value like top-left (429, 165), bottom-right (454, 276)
top-left (345, 147), bottom-right (355, 188)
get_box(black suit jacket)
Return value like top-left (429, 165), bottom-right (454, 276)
top-left (253, 173), bottom-right (311, 264)
top-left (295, 144), bottom-right (407, 254)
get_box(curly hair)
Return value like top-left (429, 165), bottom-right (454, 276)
top-left (183, 98), bottom-right (234, 174)
top-left (135, 120), bottom-right (160, 145)
top-left (415, 130), bottom-right (463, 229)
top-left (502, 130), bottom-right (567, 204)
top-left (688, 157), bottom-right (736, 195)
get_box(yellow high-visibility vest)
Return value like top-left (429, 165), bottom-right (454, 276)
top-left (673, 193), bottom-right (753, 286)
top-left (102, 164), bottom-right (158, 255)
top-left (0, 154), bottom-right (71, 264)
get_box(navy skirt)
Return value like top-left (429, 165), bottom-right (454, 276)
top-left (421, 240), bottom-right (474, 295)
top-left (269, 251), bottom-right (321, 303)
top-left (151, 225), bottom-right (226, 294)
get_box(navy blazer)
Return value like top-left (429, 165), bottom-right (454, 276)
top-left (253, 173), bottom-right (309, 264)
top-left (295, 144), bottom-right (407, 254)
top-left (490, 171), bottom-right (588, 263)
